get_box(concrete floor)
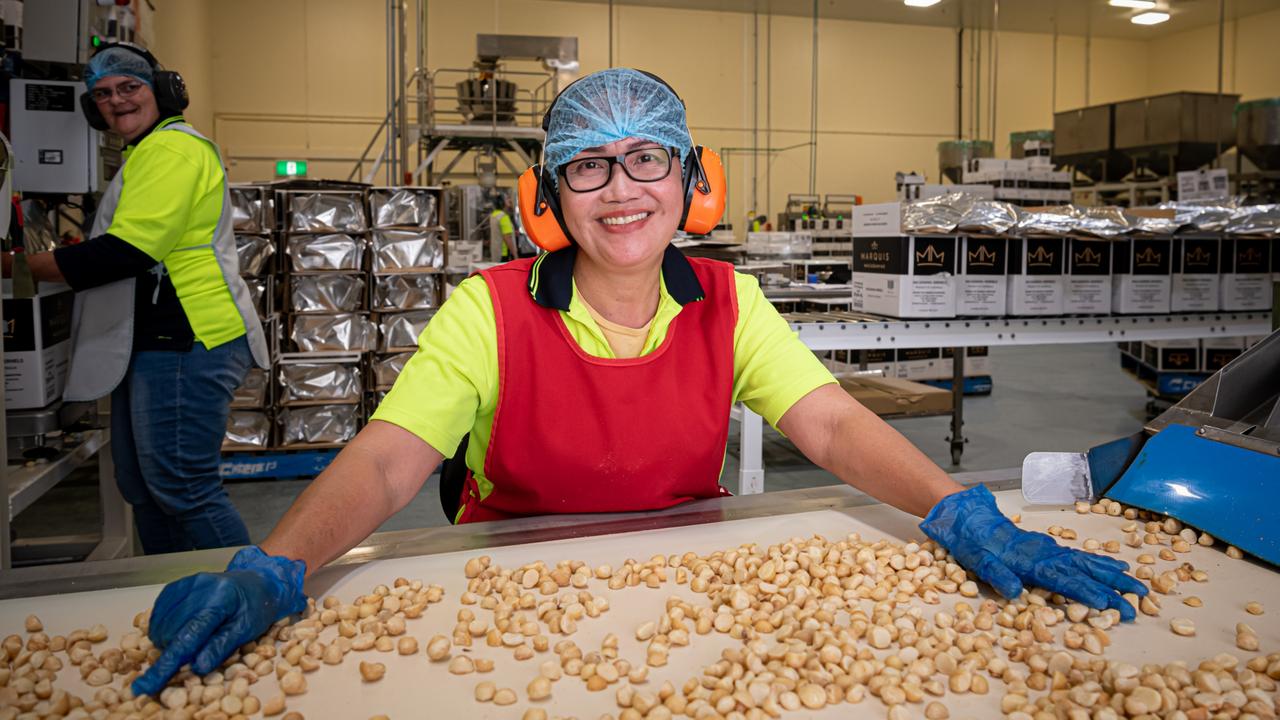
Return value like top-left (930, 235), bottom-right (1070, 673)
top-left (13, 343), bottom-right (1151, 550)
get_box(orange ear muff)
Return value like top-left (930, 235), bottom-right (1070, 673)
top-left (517, 165), bottom-right (572, 252)
top-left (680, 146), bottom-right (726, 236)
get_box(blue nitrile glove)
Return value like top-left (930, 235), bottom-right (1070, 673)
top-left (920, 485), bottom-right (1148, 621)
top-left (132, 546), bottom-right (307, 697)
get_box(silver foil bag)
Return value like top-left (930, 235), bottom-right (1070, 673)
top-left (370, 188), bottom-right (438, 228)
top-left (1074, 206), bottom-right (1131, 237)
top-left (236, 234), bottom-right (275, 276)
top-left (290, 274), bottom-right (366, 313)
top-left (1226, 204), bottom-right (1280, 235)
top-left (956, 200), bottom-right (1020, 234)
top-left (288, 192), bottom-right (367, 232)
top-left (230, 187), bottom-right (265, 233)
top-left (225, 410), bottom-right (271, 448)
top-left (379, 310), bottom-right (436, 351)
top-left (372, 274), bottom-right (439, 310)
top-left (291, 313), bottom-right (375, 352)
top-left (1014, 205), bottom-right (1080, 236)
top-left (372, 230), bottom-right (444, 271)
top-left (1124, 212), bottom-right (1178, 236)
top-left (232, 368), bottom-right (269, 407)
top-left (245, 278), bottom-right (269, 319)
top-left (286, 234), bottom-right (364, 271)
top-left (281, 405), bottom-right (359, 445)
top-left (373, 352), bottom-right (414, 387)
top-left (1155, 201), bottom-right (1237, 232)
top-left (902, 192), bottom-right (973, 234)
top-left (280, 362), bottom-right (362, 403)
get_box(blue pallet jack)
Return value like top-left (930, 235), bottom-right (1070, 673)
top-left (1023, 328), bottom-right (1280, 565)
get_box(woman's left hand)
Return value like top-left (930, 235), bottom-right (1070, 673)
top-left (920, 485), bottom-right (1149, 621)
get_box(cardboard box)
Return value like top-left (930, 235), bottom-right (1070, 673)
top-left (1170, 235), bottom-right (1221, 312)
top-left (852, 202), bottom-right (906, 236)
top-left (3, 281), bottom-right (74, 409)
top-left (1006, 236), bottom-right (1065, 316)
top-left (851, 235), bottom-right (957, 318)
top-left (894, 347), bottom-right (945, 380)
top-left (1112, 236), bottom-right (1172, 314)
top-left (1064, 237), bottom-right (1113, 315)
top-left (1219, 235), bottom-right (1273, 311)
top-left (939, 346), bottom-right (993, 376)
top-left (838, 375), bottom-right (953, 417)
top-left (861, 348), bottom-right (896, 377)
top-left (447, 241), bottom-right (484, 268)
top-left (955, 235), bottom-right (1007, 316)
top-left (1201, 337), bottom-right (1245, 372)
top-left (1142, 340), bottom-right (1200, 372)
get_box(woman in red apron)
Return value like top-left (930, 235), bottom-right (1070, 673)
top-left (131, 69), bottom-right (1146, 696)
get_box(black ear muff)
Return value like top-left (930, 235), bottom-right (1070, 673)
top-left (154, 70), bottom-right (189, 112)
top-left (79, 92), bottom-right (110, 131)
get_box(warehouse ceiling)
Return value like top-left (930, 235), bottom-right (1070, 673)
top-left (562, 0), bottom-right (1280, 39)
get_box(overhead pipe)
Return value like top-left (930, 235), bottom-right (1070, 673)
top-left (989, 0), bottom-right (999, 146)
top-left (1051, 17), bottom-right (1057, 116)
top-left (1215, 0), bottom-right (1225, 169)
top-left (752, 4), bottom-right (759, 217)
top-left (394, 0), bottom-right (404, 183)
top-left (766, 10), bottom-right (773, 217)
top-left (808, 0), bottom-right (818, 195)
top-left (956, 26), bottom-right (963, 141)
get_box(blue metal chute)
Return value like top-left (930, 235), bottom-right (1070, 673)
top-left (1105, 424), bottom-right (1279, 564)
top-left (1024, 327), bottom-right (1280, 565)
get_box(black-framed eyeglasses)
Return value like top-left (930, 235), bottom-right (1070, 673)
top-left (558, 147), bottom-right (675, 193)
top-left (91, 80), bottom-right (147, 103)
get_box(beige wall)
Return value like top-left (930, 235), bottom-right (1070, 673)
top-left (1147, 7), bottom-right (1280, 102)
top-left (147, 1), bottom-right (1280, 224)
top-left (150, 0), bottom-right (215, 132)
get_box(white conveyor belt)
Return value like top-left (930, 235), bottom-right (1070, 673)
top-left (1, 489), bottom-right (1277, 718)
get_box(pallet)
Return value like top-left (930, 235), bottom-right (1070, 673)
top-left (219, 448), bottom-right (340, 480)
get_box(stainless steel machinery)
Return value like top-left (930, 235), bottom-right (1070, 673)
top-left (1235, 98), bottom-right (1280, 202)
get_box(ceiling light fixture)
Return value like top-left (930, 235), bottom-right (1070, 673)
top-left (1109, 0), bottom-right (1157, 9)
top-left (1131, 11), bottom-right (1171, 24)
top-left (903, 0), bottom-right (942, 7)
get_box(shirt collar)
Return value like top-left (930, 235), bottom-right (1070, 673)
top-left (124, 115), bottom-right (185, 151)
top-left (528, 244), bottom-right (706, 311)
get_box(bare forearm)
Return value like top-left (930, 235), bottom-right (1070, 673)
top-left (259, 421), bottom-right (442, 574)
top-left (781, 386), bottom-right (964, 518)
top-left (260, 444), bottom-right (402, 574)
top-left (824, 403), bottom-right (963, 517)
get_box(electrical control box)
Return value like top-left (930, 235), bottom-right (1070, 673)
top-left (10, 79), bottom-right (117, 194)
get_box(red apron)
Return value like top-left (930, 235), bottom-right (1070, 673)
top-left (456, 255), bottom-right (737, 523)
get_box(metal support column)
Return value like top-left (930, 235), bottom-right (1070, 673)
top-left (947, 347), bottom-right (967, 466)
top-left (738, 406), bottom-right (764, 496)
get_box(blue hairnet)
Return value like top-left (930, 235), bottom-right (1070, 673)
top-left (85, 47), bottom-right (154, 90)
top-left (543, 68), bottom-right (692, 181)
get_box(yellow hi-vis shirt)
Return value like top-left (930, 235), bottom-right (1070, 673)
top-left (107, 116), bottom-right (246, 349)
top-left (371, 254), bottom-right (836, 505)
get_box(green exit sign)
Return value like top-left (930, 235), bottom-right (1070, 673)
top-left (276, 160), bottom-right (308, 177)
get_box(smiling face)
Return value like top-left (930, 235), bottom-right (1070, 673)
top-left (93, 76), bottom-right (161, 143)
top-left (558, 138), bottom-right (685, 274)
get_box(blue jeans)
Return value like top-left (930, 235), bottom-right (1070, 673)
top-left (112, 336), bottom-right (253, 554)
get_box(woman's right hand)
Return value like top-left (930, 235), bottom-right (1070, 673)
top-left (132, 547), bottom-right (307, 697)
